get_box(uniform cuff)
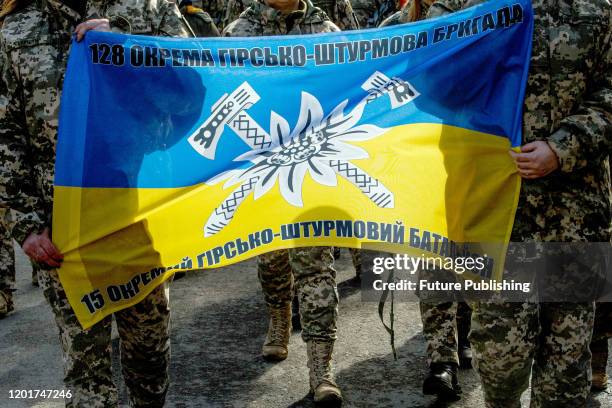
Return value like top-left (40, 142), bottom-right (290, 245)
top-left (11, 213), bottom-right (44, 246)
top-left (547, 127), bottom-right (578, 173)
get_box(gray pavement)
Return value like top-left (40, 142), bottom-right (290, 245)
top-left (1, 245), bottom-right (611, 407)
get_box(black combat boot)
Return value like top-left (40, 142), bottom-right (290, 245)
top-left (422, 362), bottom-right (461, 400)
top-left (457, 302), bottom-right (472, 369)
top-left (457, 325), bottom-right (473, 369)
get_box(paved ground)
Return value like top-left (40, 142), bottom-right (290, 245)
top-left (1, 245), bottom-right (611, 407)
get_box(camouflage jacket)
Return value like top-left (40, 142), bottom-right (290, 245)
top-left (224, 0), bottom-right (357, 31)
top-left (179, 3), bottom-right (220, 36)
top-left (311, 0), bottom-right (359, 29)
top-left (428, 0), bottom-right (611, 242)
top-left (195, 0), bottom-right (258, 32)
top-left (223, 0), bottom-right (339, 36)
top-left (0, 0), bottom-right (188, 244)
top-left (351, 0), bottom-right (397, 28)
top-left (379, 0), bottom-right (431, 26)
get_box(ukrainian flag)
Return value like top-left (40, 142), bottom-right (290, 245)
top-left (55, 0), bottom-right (532, 328)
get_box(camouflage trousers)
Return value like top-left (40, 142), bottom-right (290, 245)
top-left (470, 301), bottom-right (594, 408)
top-left (40, 268), bottom-right (171, 408)
top-left (419, 301), bottom-right (471, 366)
top-left (258, 247), bottom-right (338, 341)
top-left (0, 209), bottom-right (15, 312)
top-left (349, 248), bottom-right (362, 276)
top-left (414, 266), bottom-right (471, 366)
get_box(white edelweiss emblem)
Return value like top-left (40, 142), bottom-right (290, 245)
top-left (203, 92), bottom-right (395, 237)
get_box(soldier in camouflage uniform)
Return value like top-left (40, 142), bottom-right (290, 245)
top-left (224, 2), bottom-right (343, 403)
top-left (178, 0), bottom-right (220, 37)
top-left (225, 0), bottom-right (358, 30)
top-left (311, 0), bottom-right (359, 29)
top-left (380, 1), bottom-right (473, 400)
top-left (351, 0), bottom-right (398, 28)
top-left (0, 1), bottom-right (188, 406)
top-left (205, 0), bottom-right (263, 31)
top-left (427, 0), bottom-right (611, 406)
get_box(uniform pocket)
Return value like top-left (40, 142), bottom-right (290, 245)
top-left (552, 7), bottom-right (604, 72)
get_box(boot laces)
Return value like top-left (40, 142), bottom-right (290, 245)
top-left (311, 342), bottom-right (334, 384)
top-left (268, 307), bottom-right (290, 344)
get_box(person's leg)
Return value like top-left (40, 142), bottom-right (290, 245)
top-left (258, 250), bottom-right (293, 360)
top-left (349, 248), bottom-right (362, 279)
top-left (290, 246), bottom-right (341, 403)
top-left (0, 211), bottom-right (15, 317)
top-left (470, 301), bottom-right (538, 407)
top-left (115, 283), bottom-right (171, 408)
top-left (420, 301), bottom-right (460, 366)
top-left (456, 301), bottom-right (473, 368)
top-left (39, 268), bottom-right (116, 407)
top-left (591, 302), bottom-right (612, 391)
top-left (291, 247), bottom-right (338, 342)
top-left (417, 266), bottom-right (462, 398)
top-left (530, 302), bottom-right (595, 408)
top-left (420, 300), bottom-right (462, 398)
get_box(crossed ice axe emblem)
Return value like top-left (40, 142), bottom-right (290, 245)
top-left (188, 71), bottom-right (420, 160)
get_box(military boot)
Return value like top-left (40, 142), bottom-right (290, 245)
top-left (262, 304), bottom-right (291, 361)
top-left (0, 290), bottom-right (14, 318)
top-left (591, 339), bottom-right (609, 391)
top-left (423, 362), bottom-right (461, 400)
top-left (457, 321), bottom-right (472, 369)
top-left (307, 340), bottom-right (343, 405)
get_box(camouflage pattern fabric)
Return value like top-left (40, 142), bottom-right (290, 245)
top-left (351, 0), bottom-right (397, 28)
top-left (470, 301), bottom-right (594, 407)
top-left (224, 0), bottom-right (357, 32)
top-left (0, 208), bottom-right (14, 315)
top-left (85, 0), bottom-right (188, 36)
top-left (225, 2), bottom-right (340, 341)
top-left (179, 2), bottom-right (220, 37)
top-left (312, 0), bottom-right (359, 29)
top-left (0, 0), bottom-right (32, 23)
top-left (427, 0), bottom-right (611, 405)
top-left (419, 300), bottom-right (471, 365)
top-left (415, 265), bottom-right (471, 366)
top-left (223, 0), bottom-right (339, 35)
top-left (0, 1), bottom-right (186, 406)
top-left (349, 247), bottom-right (361, 276)
top-left (259, 247), bottom-right (339, 341)
top-left (379, 0), bottom-right (431, 26)
top-left (40, 268), bottom-right (171, 408)
top-left (192, 0), bottom-right (277, 32)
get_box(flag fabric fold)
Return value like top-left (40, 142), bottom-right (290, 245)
top-left (54, 0), bottom-right (533, 328)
